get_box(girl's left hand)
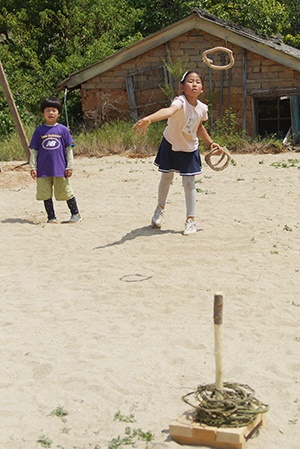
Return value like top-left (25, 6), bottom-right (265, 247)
top-left (209, 142), bottom-right (222, 154)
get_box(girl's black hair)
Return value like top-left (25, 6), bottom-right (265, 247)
top-left (180, 70), bottom-right (204, 85)
top-left (41, 96), bottom-right (62, 113)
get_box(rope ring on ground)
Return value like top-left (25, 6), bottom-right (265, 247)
top-left (202, 47), bottom-right (234, 70)
top-left (204, 146), bottom-right (231, 171)
top-left (182, 382), bottom-right (269, 427)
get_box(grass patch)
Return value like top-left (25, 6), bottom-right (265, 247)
top-left (36, 406), bottom-right (154, 449)
top-left (0, 125), bottom-right (35, 161)
top-left (108, 427), bottom-right (154, 449)
top-left (0, 116), bottom-right (292, 162)
top-left (114, 410), bottom-right (136, 423)
top-left (50, 405), bottom-right (69, 422)
top-left (74, 120), bottom-right (165, 158)
top-left (37, 435), bottom-right (52, 448)
top-left (196, 187), bottom-right (216, 195)
top-left (270, 159), bottom-right (300, 168)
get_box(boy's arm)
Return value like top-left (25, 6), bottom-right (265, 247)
top-left (29, 149), bottom-right (38, 180)
top-left (29, 149), bottom-right (38, 169)
top-left (65, 146), bottom-right (74, 178)
top-left (65, 146), bottom-right (74, 170)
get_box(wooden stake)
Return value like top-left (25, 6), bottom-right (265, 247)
top-left (0, 61), bottom-right (30, 161)
top-left (214, 293), bottom-right (224, 397)
top-left (169, 291), bottom-right (268, 447)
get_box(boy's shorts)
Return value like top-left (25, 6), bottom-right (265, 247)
top-left (36, 177), bottom-right (74, 201)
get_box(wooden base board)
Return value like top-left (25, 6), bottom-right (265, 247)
top-left (169, 410), bottom-right (266, 449)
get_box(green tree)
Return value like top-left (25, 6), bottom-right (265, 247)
top-left (0, 0), bottom-right (143, 137)
top-left (127, 1), bottom-right (199, 34)
top-left (128, 0), bottom-right (290, 38)
top-left (199, 0), bottom-right (289, 36)
top-left (279, 0), bottom-right (300, 47)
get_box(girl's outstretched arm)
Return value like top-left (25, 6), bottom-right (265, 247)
top-left (132, 104), bottom-right (179, 135)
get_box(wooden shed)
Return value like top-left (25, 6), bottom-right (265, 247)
top-left (58, 8), bottom-right (300, 143)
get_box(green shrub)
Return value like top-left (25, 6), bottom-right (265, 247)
top-left (74, 120), bottom-right (165, 158)
top-left (207, 109), bottom-right (250, 152)
top-left (0, 126), bottom-right (35, 161)
top-left (0, 115), bottom-right (286, 162)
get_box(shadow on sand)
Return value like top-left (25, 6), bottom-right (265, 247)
top-left (93, 225), bottom-right (181, 249)
top-left (1, 218), bottom-right (38, 225)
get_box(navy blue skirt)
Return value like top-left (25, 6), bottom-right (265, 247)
top-left (154, 137), bottom-right (202, 176)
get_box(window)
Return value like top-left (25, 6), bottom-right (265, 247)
top-left (256, 97), bottom-right (291, 139)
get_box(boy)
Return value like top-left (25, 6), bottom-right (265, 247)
top-left (29, 96), bottom-right (82, 223)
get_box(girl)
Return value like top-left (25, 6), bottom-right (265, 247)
top-left (132, 70), bottom-right (220, 235)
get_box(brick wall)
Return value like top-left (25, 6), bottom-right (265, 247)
top-left (80, 30), bottom-right (300, 135)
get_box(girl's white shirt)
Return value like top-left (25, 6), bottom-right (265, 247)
top-left (163, 95), bottom-right (208, 152)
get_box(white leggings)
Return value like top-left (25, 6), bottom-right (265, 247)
top-left (157, 172), bottom-right (196, 218)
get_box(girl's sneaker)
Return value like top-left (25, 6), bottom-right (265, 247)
top-left (151, 206), bottom-right (165, 228)
top-left (47, 218), bottom-right (58, 224)
top-left (183, 218), bottom-right (197, 235)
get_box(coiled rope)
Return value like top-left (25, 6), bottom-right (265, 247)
top-left (204, 145), bottom-right (231, 171)
top-left (202, 46), bottom-right (234, 71)
top-left (182, 382), bottom-right (269, 428)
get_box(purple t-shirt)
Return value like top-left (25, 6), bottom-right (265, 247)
top-left (29, 123), bottom-right (75, 177)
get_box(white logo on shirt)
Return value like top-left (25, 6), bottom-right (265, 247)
top-left (42, 137), bottom-right (60, 150)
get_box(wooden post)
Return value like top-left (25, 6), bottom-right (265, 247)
top-left (0, 61), bottom-right (30, 161)
top-left (169, 291), bottom-right (267, 447)
top-left (242, 49), bottom-right (247, 132)
top-left (214, 293), bottom-right (224, 398)
top-left (218, 54), bottom-right (225, 117)
top-left (125, 74), bottom-right (138, 122)
top-left (209, 67), bottom-right (214, 131)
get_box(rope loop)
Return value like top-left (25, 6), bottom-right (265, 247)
top-left (204, 145), bottom-right (231, 171)
top-left (202, 46), bottom-right (234, 70)
top-left (182, 382), bottom-right (269, 427)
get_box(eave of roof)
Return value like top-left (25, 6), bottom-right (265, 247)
top-left (58, 8), bottom-right (300, 90)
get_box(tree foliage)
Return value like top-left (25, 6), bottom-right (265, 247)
top-left (280, 0), bottom-right (300, 47)
top-left (0, 0), bottom-right (299, 139)
top-left (199, 0), bottom-right (289, 36)
top-left (0, 0), bottom-right (143, 136)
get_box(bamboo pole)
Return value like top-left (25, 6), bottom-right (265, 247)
top-left (214, 293), bottom-right (224, 399)
top-left (0, 61), bottom-right (30, 161)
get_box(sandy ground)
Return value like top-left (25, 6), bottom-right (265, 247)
top-left (0, 152), bottom-right (299, 449)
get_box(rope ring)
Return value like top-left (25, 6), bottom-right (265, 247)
top-left (204, 146), bottom-right (231, 171)
top-left (182, 382), bottom-right (269, 428)
top-left (202, 47), bottom-right (234, 70)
